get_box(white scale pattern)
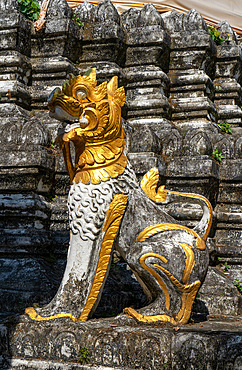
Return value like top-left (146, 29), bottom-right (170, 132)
top-left (68, 161), bottom-right (138, 241)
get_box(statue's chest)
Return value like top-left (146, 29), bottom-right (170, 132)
top-left (67, 180), bottom-right (116, 241)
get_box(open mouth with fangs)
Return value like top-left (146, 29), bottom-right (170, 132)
top-left (47, 88), bottom-right (90, 132)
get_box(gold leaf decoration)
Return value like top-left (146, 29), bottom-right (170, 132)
top-left (107, 76), bottom-right (118, 96)
top-left (124, 240), bottom-right (201, 325)
top-left (25, 306), bottom-right (78, 322)
top-left (178, 242), bottom-right (195, 285)
top-left (141, 168), bottom-right (167, 203)
top-left (89, 81), bottom-right (107, 102)
top-left (141, 168), bottom-right (212, 243)
top-left (140, 253), bottom-right (170, 310)
top-left (113, 86), bottom-right (125, 107)
top-left (123, 307), bottom-right (177, 325)
top-left (136, 223), bottom-right (206, 250)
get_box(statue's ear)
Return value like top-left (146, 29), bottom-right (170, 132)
top-left (107, 76), bottom-right (118, 96)
top-left (90, 81), bottom-right (107, 101)
top-left (113, 86), bottom-right (125, 107)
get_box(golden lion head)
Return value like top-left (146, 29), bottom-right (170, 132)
top-left (48, 69), bottom-right (127, 185)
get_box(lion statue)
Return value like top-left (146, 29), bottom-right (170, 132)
top-left (26, 69), bottom-right (212, 325)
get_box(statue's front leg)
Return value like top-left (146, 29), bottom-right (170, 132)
top-left (25, 181), bottom-right (128, 321)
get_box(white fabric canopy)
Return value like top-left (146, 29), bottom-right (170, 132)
top-left (67, 0), bottom-right (242, 35)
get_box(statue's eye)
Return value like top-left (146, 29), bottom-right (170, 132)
top-left (76, 89), bottom-right (87, 101)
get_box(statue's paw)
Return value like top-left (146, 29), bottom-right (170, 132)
top-left (123, 307), bottom-right (177, 325)
top-left (25, 306), bottom-right (78, 322)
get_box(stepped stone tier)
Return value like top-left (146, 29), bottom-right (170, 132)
top-left (1, 315), bottom-right (242, 369)
top-left (0, 0), bottom-right (241, 369)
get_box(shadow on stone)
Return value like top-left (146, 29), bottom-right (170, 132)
top-left (94, 259), bottom-right (147, 319)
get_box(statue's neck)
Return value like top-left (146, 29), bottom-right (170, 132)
top-left (73, 128), bottom-right (127, 185)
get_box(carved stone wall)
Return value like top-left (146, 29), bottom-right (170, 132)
top-left (0, 0), bottom-right (241, 321)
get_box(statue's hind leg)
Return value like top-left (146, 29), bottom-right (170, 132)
top-left (119, 227), bottom-right (208, 325)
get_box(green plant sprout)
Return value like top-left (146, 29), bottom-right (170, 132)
top-left (50, 139), bottom-right (55, 149)
top-left (212, 148), bottom-right (224, 162)
top-left (233, 279), bottom-right (242, 294)
top-left (72, 14), bottom-right (84, 27)
top-left (78, 347), bottom-right (90, 364)
top-left (224, 261), bottom-right (231, 272)
top-left (218, 121), bottom-right (232, 134)
top-left (44, 253), bottom-right (57, 264)
top-left (163, 359), bottom-right (171, 368)
top-left (217, 257), bottom-right (231, 272)
top-left (208, 26), bottom-right (224, 45)
top-left (47, 192), bottom-right (59, 201)
top-left (17, 0), bottom-right (40, 22)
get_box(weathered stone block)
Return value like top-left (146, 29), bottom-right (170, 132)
top-left (129, 152), bottom-right (166, 179)
top-left (216, 44), bottom-right (242, 59)
top-left (31, 56), bottom-right (79, 109)
top-left (75, 0), bottom-right (124, 58)
top-left (0, 104), bottom-right (54, 195)
top-left (0, 48), bottom-right (31, 109)
top-left (169, 50), bottom-right (213, 71)
top-left (0, 12), bottom-right (31, 56)
top-left (125, 45), bottom-right (169, 68)
top-left (219, 159), bottom-right (242, 181)
top-left (213, 22), bottom-right (242, 126)
top-left (1, 315), bottom-right (242, 369)
top-left (80, 42), bottom-right (124, 63)
top-left (125, 66), bottom-right (171, 119)
top-left (0, 257), bottom-right (62, 314)
top-left (125, 25), bottom-right (169, 46)
top-left (215, 60), bottom-right (240, 79)
top-left (215, 229), bottom-right (242, 250)
top-left (128, 122), bottom-right (162, 154)
top-left (167, 157), bottom-right (219, 178)
top-left (196, 267), bottom-right (241, 316)
top-left (170, 33), bottom-right (213, 50)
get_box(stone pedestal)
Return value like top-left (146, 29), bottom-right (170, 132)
top-left (1, 314), bottom-right (242, 369)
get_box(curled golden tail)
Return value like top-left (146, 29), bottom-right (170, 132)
top-left (141, 167), bottom-right (212, 242)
